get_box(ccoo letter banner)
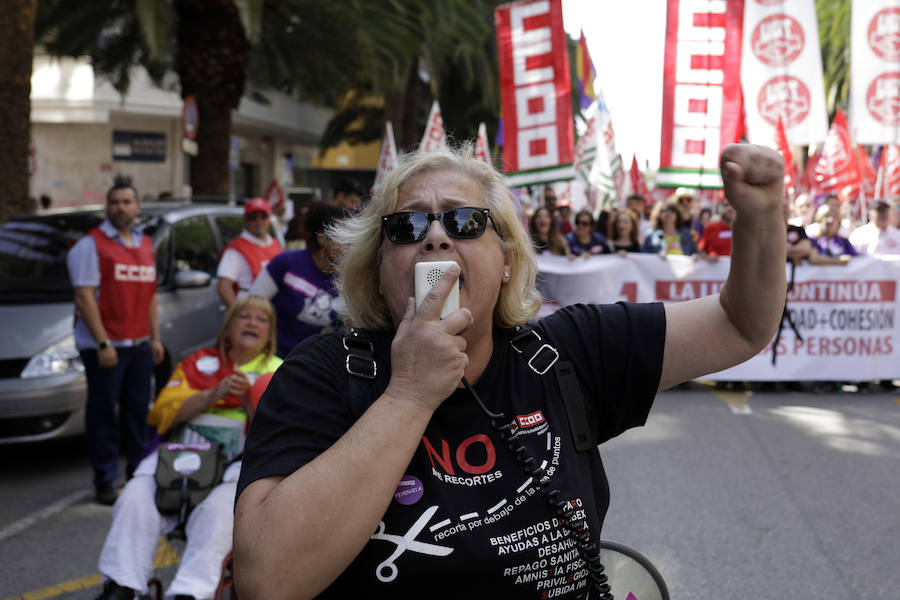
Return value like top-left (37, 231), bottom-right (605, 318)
top-left (496, 0), bottom-right (574, 187)
top-left (850, 1), bottom-right (900, 144)
top-left (741, 0), bottom-right (829, 146)
top-left (659, 0), bottom-right (744, 189)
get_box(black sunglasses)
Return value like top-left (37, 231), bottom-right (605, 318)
top-left (381, 206), bottom-right (502, 244)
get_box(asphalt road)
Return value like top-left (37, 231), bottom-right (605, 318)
top-left (2, 382), bottom-right (899, 599)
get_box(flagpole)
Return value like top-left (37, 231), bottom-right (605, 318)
top-left (852, 144), bottom-right (868, 225)
top-left (875, 145), bottom-right (885, 201)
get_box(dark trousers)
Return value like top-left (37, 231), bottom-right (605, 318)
top-left (80, 343), bottom-right (153, 488)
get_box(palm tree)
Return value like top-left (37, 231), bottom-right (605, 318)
top-left (0, 0), bottom-right (36, 221)
top-left (317, 0), bottom-right (503, 153)
top-left (36, 0), bottom-right (256, 196)
top-left (173, 0), bottom-right (250, 195)
top-left (817, 0), bottom-right (850, 116)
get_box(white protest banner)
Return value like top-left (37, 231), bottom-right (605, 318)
top-left (741, 0), bottom-right (829, 146)
top-left (850, 1), bottom-right (900, 144)
top-left (659, 0), bottom-right (743, 189)
top-left (420, 101), bottom-right (447, 153)
top-left (495, 0), bottom-right (574, 186)
top-left (536, 253), bottom-right (900, 381)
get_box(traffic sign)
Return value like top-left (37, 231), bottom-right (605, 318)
top-left (182, 96), bottom-right (199, 140)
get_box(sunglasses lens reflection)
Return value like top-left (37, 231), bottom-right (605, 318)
top-left (384, 207), bottom-right (489, 243)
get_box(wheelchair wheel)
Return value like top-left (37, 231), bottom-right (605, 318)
top-left (598, 539), bottom-right (669, 600)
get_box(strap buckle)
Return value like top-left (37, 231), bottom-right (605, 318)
top-left (343, 328), bottom-right (374, 354)
top-left (344, 328), bottom-right (376, 379)
top-left (511, 326), bottom-right (558, 375)
top-left (346, 354), bottom-right (377, 379)
top-left (527, 344), bottom-right (559, 375)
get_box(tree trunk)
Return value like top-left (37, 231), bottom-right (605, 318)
top-left (175, 0), bottom-right (248, 197)
top-left (192, 98), bottom-right (232, 196)
top-left (0, 0), bottom-right (35, 220)
top-left (400, 61), bottom-right (421, 153)
top-left (385, 61), bottom-right (420, 153)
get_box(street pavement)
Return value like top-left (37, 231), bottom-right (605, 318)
top-left (1, 382), bottom-right (899, 599)
top-left (602, 382), bottom-right (900, 599)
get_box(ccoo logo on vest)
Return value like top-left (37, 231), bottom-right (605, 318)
top-left (114, 263), bottom-right (157, 282)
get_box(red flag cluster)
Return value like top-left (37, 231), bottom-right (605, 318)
top-left (812, 109), bottom-right (862, 199)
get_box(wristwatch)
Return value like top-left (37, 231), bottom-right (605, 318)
top-left (98, 340), bottom-right (110, 350)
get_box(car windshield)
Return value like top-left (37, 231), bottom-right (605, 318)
top-left (0, 211), bottom-right (164, 304)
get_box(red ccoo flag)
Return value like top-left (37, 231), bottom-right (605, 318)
top-left (813, 109), bottom-right (862, 198)
top-left (856, 145), bottom-right (876, 198)
top-left (474, 122), bottom-right (491, 165)
top-left (629, 155), bottom-right (651, 201)
top-left (373, 121), bottom-right (399, 193)
top-left (800, 147), bottom-right (818, 194)
top-left (774, 116), bottom-right (799, 201)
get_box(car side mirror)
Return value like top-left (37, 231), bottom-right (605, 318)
top-left (174, 270), bottom-right (211, 289)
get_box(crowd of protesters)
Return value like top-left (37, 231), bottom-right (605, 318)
top-left (527, 185), bottom-right (900, 262)
top-left (524, 184), bottom-right (900, 396)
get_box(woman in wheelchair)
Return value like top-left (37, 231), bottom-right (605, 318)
top-left (95, 296), bottom-right (282, 600)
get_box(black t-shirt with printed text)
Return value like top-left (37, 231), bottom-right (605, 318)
top-left (237, 302), bottom-right (665, 599)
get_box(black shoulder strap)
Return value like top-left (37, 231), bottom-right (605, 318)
top-left (343, 328), bottom-right (377, 379)
top-left (343, 325), bottom-right (597, 452)
top-left (342, 328), bottom-right (379, 416)
top-left (511, 325), bottom-right (596, 452)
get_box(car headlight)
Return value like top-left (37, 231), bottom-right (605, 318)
top-left (21, 334), bottom-right (85, 378)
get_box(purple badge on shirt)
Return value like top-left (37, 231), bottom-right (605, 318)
top-left (394, 475), bottom-right (424, 505)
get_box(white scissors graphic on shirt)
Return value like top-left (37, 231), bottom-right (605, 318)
top-left (370, 505), bottom-right (454, 582)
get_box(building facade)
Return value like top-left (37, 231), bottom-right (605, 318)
top-left (29, 56), bottom-right (375, 208)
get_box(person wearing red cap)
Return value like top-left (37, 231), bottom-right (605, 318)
top-left (216, 197), bottom-right (283, 308)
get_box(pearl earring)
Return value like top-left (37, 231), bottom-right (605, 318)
top-left (503, 271), bottom-right (510, 279)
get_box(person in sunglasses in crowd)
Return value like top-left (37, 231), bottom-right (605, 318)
top-left (642, 197), bottom-right (698, 257)
top-left (234, 142), bottom-right (787, 599)
top-left (565, 209), bottom-right (610, 257)
top-left (216, 197), bottom-right (283, 308)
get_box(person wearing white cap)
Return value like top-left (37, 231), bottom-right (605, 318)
top-left (216, 197), bottom-right (283, 308)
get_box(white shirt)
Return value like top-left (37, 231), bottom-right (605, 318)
top-left (216, 230), bottom-right (274, 292)
top-left (638, 218), bottom-right (654, 243)
top-left (248, 268), bottom-right (278, 299)
top-left (849, 223), bottom-right (900, 256)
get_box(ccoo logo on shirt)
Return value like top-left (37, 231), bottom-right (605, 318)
top-left (114, 263), bottom-right (156, 282)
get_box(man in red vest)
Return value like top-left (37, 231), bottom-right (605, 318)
top-left (697, 199), bottom-right (736, 260)
top-left (67, 180), bottom-right (165, 505)
top-left (216, 197), bottom-right (282, 308)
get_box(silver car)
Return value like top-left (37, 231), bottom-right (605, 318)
top-left (0, 202), bottom-right (283, 444)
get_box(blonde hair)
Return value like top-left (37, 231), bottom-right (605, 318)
top-left (217, 295), bottom-right (277, 361)
top-left (330, 141), bottom-right (542, 329)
